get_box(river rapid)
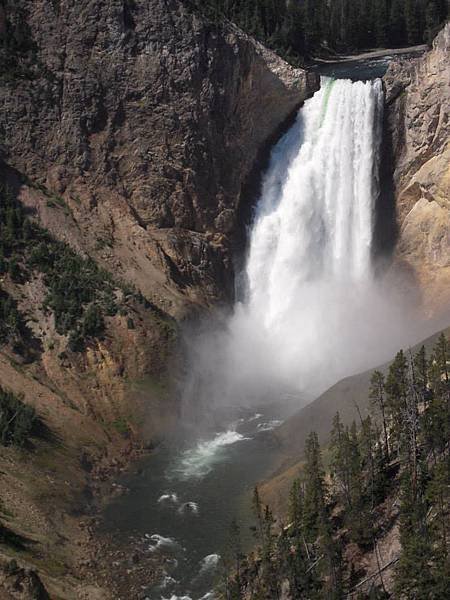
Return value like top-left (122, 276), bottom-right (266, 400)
top-left (101, 407), bottom-right (287, 599)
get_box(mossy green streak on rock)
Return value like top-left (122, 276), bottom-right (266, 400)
top-left (319, 78), bottom-right (336, 127)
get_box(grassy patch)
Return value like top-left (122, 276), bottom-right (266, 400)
top-left (112, 417), bottom-right (131, 437)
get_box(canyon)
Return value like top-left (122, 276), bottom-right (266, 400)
top-left (0, 0), bottom-right (448, 598)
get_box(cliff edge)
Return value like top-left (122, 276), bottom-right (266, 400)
top-left (384, 23), bottom-right (450, 316)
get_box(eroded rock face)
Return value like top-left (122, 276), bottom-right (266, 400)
top-left (0, 0), bottom-right (318, 314)
top-left (384, 24), bottom-right (450, 315)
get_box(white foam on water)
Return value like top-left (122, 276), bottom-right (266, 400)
top-left (146, 534), bottom-right (181, 554)
top-left (199, 554), bottom-right (220, 575)
top-left (158, 493), bottom-right (179, 504)
top-left (168, 430), bottom-right (251, 481)
top-left (177, 501), bottom-right (199, 516)
top-left (256, 419), bottom-right (283, 432)
top-left (248, 413), bottom-right (263, 422)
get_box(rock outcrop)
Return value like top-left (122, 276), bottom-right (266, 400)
top-left (384, 23), bottom-right (450, 315)
top-left (0, 0), bottom-right (318, 315)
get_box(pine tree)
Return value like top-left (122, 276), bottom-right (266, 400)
top-left (224, 519), bottom-right (244, 600)
top-left (288, 478), bottom-right (303, 534)
top-left (370, 370), bottom-right (390, 459)
top-left (389, 0), bottom-right (407, 45)
top-left (375, 0), bottom-right (389, 46)
top-left (426, 460), bottom-right (450, 565)
top-left (405, 0), bottom-right (420, 43)
top-left (302, 431), bottom-right (326, 543)
top-left (385, 349), bottom-right (408, 455)
top-left (8, 255), bottom-right (21, 282)
top-left (395, 467), bottom-right (435, 598)
top-left (252, 485), bottom-right (263, 542)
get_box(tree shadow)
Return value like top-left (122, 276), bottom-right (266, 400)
top-left (0, 522), bottom-right (37, 552)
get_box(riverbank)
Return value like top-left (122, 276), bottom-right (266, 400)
top-left (0, 428), bottom-right (156, 599)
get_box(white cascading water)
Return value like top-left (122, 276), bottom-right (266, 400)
top-left (232, 77), bottom-right (384, 394)
top-left (185, 76), bottom-right (424, 413)
top-left (247, 77), bottom-right (382, 298)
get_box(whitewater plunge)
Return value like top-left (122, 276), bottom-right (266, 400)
top-left (232, 77), bottom-right (384, 394)
top-left (189, 75), bottom-right (420, 405)
top-left (247, 77), bottom-right (382, 302)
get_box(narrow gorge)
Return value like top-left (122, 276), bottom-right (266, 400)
top-left (0, 1), bottom-right (449, 599)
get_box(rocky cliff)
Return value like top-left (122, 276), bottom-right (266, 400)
top-left (384, 23), bottom-right (450, 316)
top-left (0, 0), bottom-right (317, 315)
top-left (0, 1), bottom-right (317, 597)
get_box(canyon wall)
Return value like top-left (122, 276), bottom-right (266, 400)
top-left (384, 23), bottom-right (450, 315)
top-left (0, 0), bottom-right (318, 315)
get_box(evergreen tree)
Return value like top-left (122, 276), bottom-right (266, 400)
top-left (370, 370), bottom-right (390, 459)
top-left (194, 0), bottom-right (448, 59)
top-left (8, 255), bottom-right (21, 282)
top-left (395, 467), bottom-right (435, 598)
top-left (405, 0), bottom-right (420, 43)
top-left (389, 0), bottom-right (407, 46)
top-left (224, 519), bottom-right (244, 600)
top-left (385, 349), bottom-right (409, 455)
top-left (302, 431), bottom-right (326, 543)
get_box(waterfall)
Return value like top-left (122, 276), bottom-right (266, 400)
top-left (225, 77), bottom-right (388, 399)
top-left (185, 76), bottom-right (421, 414)
top-left (246, 78), bottom-right (383, 305)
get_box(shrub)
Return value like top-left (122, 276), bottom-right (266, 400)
top-left (0, 386), bottom-right (40, 447)
top-left (0, 290), bottom-right (28, 345)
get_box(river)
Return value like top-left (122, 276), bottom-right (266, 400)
top-left (101, 407), bottom-right (287, 599)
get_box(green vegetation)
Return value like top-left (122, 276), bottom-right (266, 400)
top-left (0, 385), bottom-right (42, 447)
top-left (0, 289), bottom-right (29, 348)
top-left (223, 334), bottom-right (450, 598)
top-left (0, 525), bottom-right (32, 551)
top-left (112, 417), bottom-right (131, 437)
top-left (192, 0), bottom-right (448, 63)
top-left (0, 184), bottom-right (123, 351)
top-left (0, 185), bottom-right (116, 335)
top-left (0, 184), bottom-right (176, 353)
